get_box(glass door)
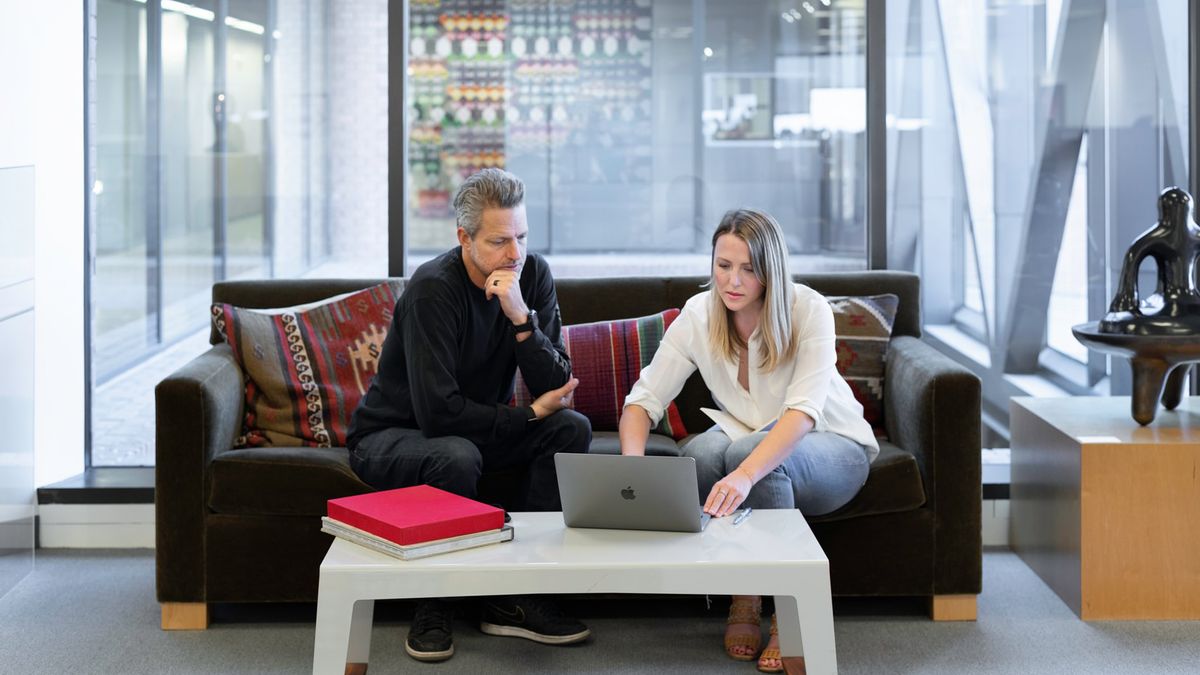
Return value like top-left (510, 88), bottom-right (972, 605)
top-left (91, 0), bottom-right (277, 464)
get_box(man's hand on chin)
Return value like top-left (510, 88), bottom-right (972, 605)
top-left (483, 269), bottom-right (530, 325)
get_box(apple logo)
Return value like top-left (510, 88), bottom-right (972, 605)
top-left (620, 486), bottom-right (636, 500)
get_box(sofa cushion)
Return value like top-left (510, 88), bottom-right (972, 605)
top-left (513, 309), bottom-right (689, 439)
top-left (587, 431), bottom-right (682, 456)
top-left (808, 440), bottom-right (925, 523)
top-left (828, 294), bottom-right (899, 438)
top-left (209, 447), bottom-right (372, 517)
top-left (212, 282), bottom-right (402, 448)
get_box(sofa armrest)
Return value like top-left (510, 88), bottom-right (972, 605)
top-left (883, 335), bottom-right (982, 594)
top-left (155, 343), bottom-right (245, 603)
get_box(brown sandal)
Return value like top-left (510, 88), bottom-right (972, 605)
top-left (756, 613), bottom-right (783, 673)
top-left (723, 595), bottom-right (762, 661)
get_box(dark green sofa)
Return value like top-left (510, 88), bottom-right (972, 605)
top-left (155, 271), bottom-right (982, 628)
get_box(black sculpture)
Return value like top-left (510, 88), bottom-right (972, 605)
top-left (1073, 187), bottom-right (1200, 425)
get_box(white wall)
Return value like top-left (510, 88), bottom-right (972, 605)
top-left (0, 0), bottom-right (86, 487)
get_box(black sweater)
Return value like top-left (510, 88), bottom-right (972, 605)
top-left (347, 248), bottom-right (571, 449)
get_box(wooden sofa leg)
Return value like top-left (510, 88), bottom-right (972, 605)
top-left (161, 602), bottom-right (209, 630)
top-left (344, 665), bottom-right (368, 675)
top-left (929, 594), bottom-right (977, 621)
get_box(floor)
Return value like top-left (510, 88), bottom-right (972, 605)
top-left (3, 548), bottom-right (1200, 674)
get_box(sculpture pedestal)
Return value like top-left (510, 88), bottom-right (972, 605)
top-left (1010, 397), bottom-right (1200, 619)
top-left (1072, 322), bottom-right (1200, 425)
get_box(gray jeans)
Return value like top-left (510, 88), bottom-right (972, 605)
top-left (682, 429), bottom-right (871, 516)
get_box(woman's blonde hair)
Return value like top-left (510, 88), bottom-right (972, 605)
top-left (706, 208), bottom-right (798, 371)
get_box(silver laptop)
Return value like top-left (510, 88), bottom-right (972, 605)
top-left (555, 454), bottom-right (712, 532)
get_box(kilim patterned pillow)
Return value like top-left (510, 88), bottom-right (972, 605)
top-left (827, 294), bottom-right (899, 438)
top-left (513, 309), bottom-right (689, 440)
top-left (211, 282), bottom-right (402, 448)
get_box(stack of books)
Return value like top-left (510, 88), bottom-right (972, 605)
top-left (324, 485), bottom-right (514, 560)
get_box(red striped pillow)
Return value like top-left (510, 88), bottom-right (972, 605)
top-left (211, 282), bottom-right (402, 448)
top-left (828, 294), bottom-right (899, 438)
top-left (513, 309), bottom-right (688, 440)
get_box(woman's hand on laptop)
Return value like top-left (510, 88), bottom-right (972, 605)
top-left (704, 468), bottom-right (753, 517)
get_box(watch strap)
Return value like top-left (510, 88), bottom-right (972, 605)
top-left (513, 309), bottom-right (537, 334)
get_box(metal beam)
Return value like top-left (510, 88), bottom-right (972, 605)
top-left (1098, 0), bottom-right (1178, 394)
top-left (885, 0), bottom-right (919, 273)
top-left (1192, 0), bottom-right (1199, 200)
top-left (387, 0), bottom-right (406, 277)
top-left (1140, 0), bottom-right (1189, 190)
top-left (1002, 0), bottom-right (1105, 373)
top-left (1190, 0), bottom-right (1198, 395)
top-left (213, 0), bottom-right (229, 283)
top-left (146, 0), bottom-right (163, 345)
top-left (261, 0), bottom-right (277, 278)
top-left (866, 0), bottom-right (887, 269)
top-left (916, 0), bottom-right (960, 324)
top-left (84, 0), bottom-right (96, 468)
top-left (936, 0), bottom-right (994, 340)
top-left (990, 1), bottom-right (1042, 360)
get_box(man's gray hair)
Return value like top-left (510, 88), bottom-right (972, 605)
top-left (453, 168), bottom-right (525, 237)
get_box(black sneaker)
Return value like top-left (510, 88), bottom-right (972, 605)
top-left (479, 596), bottom-right (591, 645)
top-left (405, 599), bottom-right (454, 662)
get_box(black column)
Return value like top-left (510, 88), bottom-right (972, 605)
top-left (866, 0), bottom-right (887, 269)
top-left (388, 0), bottom-right (407, 277)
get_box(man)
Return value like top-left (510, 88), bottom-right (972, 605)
top-left (347, 168), bottom-right (592, 663)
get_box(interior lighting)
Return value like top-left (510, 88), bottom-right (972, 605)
top-left (141, 0), bottom-right (266, 36)
top-left (225, 17), bottom-right (265, 35)
top-left (162, 0), bottom-right (215, 22)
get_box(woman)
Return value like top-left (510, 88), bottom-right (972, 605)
top-left (619, 208), bottom-right (878, 672)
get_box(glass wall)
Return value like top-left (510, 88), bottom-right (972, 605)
top-left (886, 0), bottom-right (1190, 426)
top-left (87, 0), bottom-right (1193, 464)
top-left (94, 0), bottom-right (152, 368)
top-left (0, 166), bottom-right (35, 598)
top-left (90, 0), bottom-right (387, 465)
top-left (405, 0), bottom-right (870, 275)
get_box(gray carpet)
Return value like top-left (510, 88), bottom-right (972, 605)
top-left (0, 548), bottom-right (1197, 674)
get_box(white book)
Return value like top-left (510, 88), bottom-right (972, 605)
top-left (700, 407), bottom-right (777, 443)
top-left (321, 517), bottom-right (514, 561)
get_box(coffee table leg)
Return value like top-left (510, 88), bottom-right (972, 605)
top-left (775, 586), bottom-right (837, 675)
top-left (347, 599), bottom-right (375, 665)
top-left (313, 588), bottom-right (374, 675)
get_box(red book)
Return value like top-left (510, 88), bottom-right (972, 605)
top-left (327, 485), bottom-right (505, 546)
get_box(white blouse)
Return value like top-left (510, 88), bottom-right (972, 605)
top-left (624, 284), bottom-right (880, 462)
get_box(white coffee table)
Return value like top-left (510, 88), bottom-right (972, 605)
top-left (312, 509), bottom-right (837, 674)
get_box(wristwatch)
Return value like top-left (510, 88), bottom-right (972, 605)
top-left (513, 309), bottom-right (538, 334)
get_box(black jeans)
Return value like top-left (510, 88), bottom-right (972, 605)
top-left (348, 409), bottom-right (591, 511)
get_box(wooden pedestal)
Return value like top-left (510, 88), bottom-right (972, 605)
top-left (1010, 396), bottom-right (1200, 620)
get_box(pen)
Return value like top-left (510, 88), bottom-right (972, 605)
top-left (732, 507), bottom-right (753, 526)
